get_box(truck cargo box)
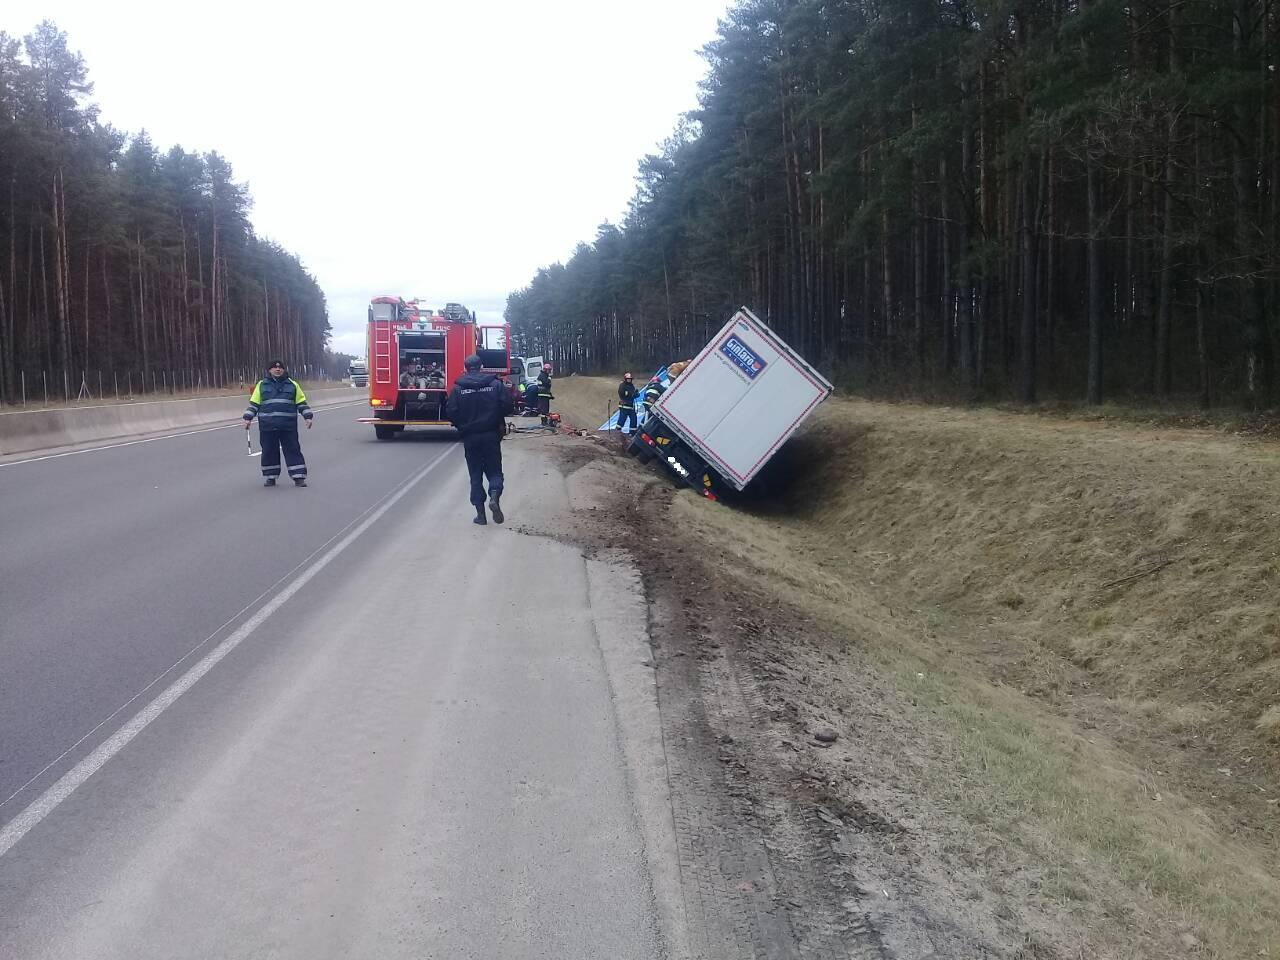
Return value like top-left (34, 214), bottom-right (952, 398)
top-left (636, 307), bottom-right (833, 494)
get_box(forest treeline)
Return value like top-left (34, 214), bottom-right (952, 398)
top-left (0, 21), bottom-right (329, 402)
top-left (508, 0), bottom-right (1280, 407)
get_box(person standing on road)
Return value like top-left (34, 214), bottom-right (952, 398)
top-left (616, 372), bottom-right (638, 433)
top-left (536, 364), bottom-right (554, 421)
top-left (243, 360), bottom-right (313, 487)
top-left (446, 354), bottom-right (515, 525)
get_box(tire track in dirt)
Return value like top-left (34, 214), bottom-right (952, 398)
top-left (528, 435), bottom-right (885, 958)
top-left (650, 581), bottom-right (888, 960)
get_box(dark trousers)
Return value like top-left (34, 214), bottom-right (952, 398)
top-left (617, 405), bottom-right (637, 432)
top-left (463, 432), bottom-right (504, 507)
top-left (538, 396), bottom-right (551, 416)
top-left (260, 428), bottom-right (306, 479)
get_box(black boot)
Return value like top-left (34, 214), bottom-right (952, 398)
top-left (294, 478), bottom-right (307, 487)
top-left (263, 478), bottom-right (276, 487)
top-left (489, 494), bottom-right (504, 524)
top-left (473, 507), bottom-right (487, 526)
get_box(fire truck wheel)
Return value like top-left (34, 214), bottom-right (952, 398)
top-left (374, 425), bottom-right (397, 440)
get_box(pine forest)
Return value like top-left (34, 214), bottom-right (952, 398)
top-left (507, 0), bottom-right (1280, 408)
top-left (0, 21), bottom-right (329, 404)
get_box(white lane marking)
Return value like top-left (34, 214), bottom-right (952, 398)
top-left (0, 445), bottom-right (457, 859)
top-left (249, 452), bottom-right (262, 458)
top-left (0, 400), bottom-right (366, 468)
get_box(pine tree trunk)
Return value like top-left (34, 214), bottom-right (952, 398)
top-left (1196, 271), bottom-right (1210, 409)
top-left (83, 237), bottom-right (90, 368)
top-left (1234, 0), bottom-right (1269, 404)
top-left (881, 208), bottom-right (893, 368)
top-left (1018, 151), bottom-right (1038, 404)
top-left (0, 238), bottom-right (8, 399)
top-left (1044, 150), bottom-right (1056, 387)
top-left (1155, 122), bottom-right (1176, 399)
top-left (940, 154), bottom-right (953, 375)
top-left (911, 91), bottom-right (925, 382)
top-left (959, 75), bottom-right (975, 387)
top-left (211, 216), bottom-right (219, 375)
top-left (52, 172), bottom-right (72, 377)
top-left (39, 223), bottom-right (50, 370)
top-left (3, 176), bottom-right (15, 394)
top-left (1086, 144), bottom-right (1104, 406)
top-left (661, 250), bottom-right (674, 354)
top-left (102, 250), bottom-right (112, 372)
top-left (137, 230), bottom-right (150, 377)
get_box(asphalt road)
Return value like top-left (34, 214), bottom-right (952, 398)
top-left (0, 408), bottom-right (676, 958)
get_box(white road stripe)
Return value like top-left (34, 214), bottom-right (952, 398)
top-left (0, 445), bottom-right (456, 859)
top-left (0, 400), bottom-right (365, 468)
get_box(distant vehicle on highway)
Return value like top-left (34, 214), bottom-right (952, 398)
top-left (348, 358), bottom-right (368, 387)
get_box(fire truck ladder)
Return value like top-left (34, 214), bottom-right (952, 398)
top-left (373, 322), bottom-right (394, 385)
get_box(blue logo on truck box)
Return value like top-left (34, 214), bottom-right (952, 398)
top-left (720, 335), bottom-right (767, 380)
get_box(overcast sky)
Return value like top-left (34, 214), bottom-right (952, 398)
top-left (5, 0), bottom-right (733, 356)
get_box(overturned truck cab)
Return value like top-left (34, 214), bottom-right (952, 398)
top-left (628, 307), bottom-right (833, 500)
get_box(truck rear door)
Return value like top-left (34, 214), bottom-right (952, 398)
top-left (654, 309), bottom-right (832, 489)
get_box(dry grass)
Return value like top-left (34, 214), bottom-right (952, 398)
top-left (550, 374), bottom-right (621, 435)
top-left (780, 399), bottom-right (1280, 766)
top-left (555, 376), bottom-right (1280, 958)
top-left (1260, 705), bottom-right (1280, 742)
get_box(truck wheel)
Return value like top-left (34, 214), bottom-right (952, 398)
top-left (374, 425), bottom-right (396, 440)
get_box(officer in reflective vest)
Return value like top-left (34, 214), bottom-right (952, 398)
top-left (243, 360), bottom-right (313, 487)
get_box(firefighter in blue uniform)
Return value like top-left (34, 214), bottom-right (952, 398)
top-left (446, 354), bottom-right (515, 525)
top-left (243, 360), bottom-right (313, 487)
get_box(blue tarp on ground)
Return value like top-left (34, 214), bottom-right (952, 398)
top-left (599, 366), bottom-right (671, 433)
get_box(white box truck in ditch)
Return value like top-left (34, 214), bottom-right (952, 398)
top-left (628, 307), bottom-right (834, 499)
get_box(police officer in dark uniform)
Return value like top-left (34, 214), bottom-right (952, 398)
top-left (446, 354), bottom-right (515, 525)
top-left (243, 360), bottom-right (313, 487)
top-left (616, 372), bottom-right (638, 433)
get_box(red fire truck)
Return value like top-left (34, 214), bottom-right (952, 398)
top-left (357, 297), bottom-right (511, 439)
